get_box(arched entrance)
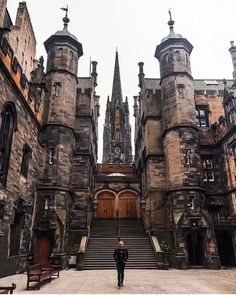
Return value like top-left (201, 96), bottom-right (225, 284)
top-left (186, 231), bottom-right (205, 266)
top-left (96, 191), bottom-right (116, 218)
top-left (216, 231), bottom-right (235, 267)
top-left (118, 191), bottom-right (138, 218)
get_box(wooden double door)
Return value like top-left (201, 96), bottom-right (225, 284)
top-left (96, 191), bottom-right (138, 219)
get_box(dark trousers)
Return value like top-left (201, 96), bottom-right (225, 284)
top-left (116, 263), bottom-right (125, 286)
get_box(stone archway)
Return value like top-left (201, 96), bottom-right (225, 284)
top-left (96, 190), bottom-right (116, 218)
top-left (118, 191), bottom-right (139, 218)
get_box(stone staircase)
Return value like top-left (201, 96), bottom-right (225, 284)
top-left (84, 218), bottom-right (157, 269)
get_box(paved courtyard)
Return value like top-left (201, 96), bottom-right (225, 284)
top-left (0, 268), bottom-right (235, 294)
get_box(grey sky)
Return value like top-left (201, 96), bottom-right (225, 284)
top-left (6, 0), bottom-right (236, 162)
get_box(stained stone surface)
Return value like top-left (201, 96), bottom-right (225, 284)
top-left (0, 269), bottom-right (235, 294)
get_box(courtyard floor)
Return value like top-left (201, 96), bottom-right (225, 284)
top-left (0, 268), bottom-right (235, 294)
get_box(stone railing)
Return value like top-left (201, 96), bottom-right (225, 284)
top-left (76, 236), bottom-right (88, 270)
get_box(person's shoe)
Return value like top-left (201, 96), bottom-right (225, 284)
top-left (121, 283), bottom-right (124, 287)
top-left (117, 284), bottom-right (121, 289)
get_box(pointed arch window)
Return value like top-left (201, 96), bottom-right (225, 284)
top-left (0, 102), bottom-right (17, 186)
top-left (20, 144), bottom-right (32, 178)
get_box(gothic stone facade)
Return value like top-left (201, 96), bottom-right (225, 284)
top-left (134, 20), bottom-right (236, 268)
top-left (0, 1), bottom-right (99, 277)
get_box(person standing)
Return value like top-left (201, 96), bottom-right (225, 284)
top-left (113, 240), bottom-right (128, 288)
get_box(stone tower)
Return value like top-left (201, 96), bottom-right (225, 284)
top-left (155, 13), bottom-right (219, 268)
top-left (103, 51), bottom-right (132, 163)
top-left (37, 12), bottom-right (83, 265)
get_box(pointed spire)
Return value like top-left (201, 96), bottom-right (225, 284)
top-left (111, 50), bottom-right (123, 106)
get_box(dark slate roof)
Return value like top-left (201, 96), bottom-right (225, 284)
top-left (143, 78), bottom-right (234, 91)
top-left (193, 79), bottom-right (234, 90)
top-left (54, 28), bottom-right (77, 41)
top-left (144, 78), bottom-right (161, 90)
top-left (161, 30), bottom-right (183, 43)
top-left (77, 77), bottom-right (92, 89)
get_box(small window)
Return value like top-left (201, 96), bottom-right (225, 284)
top-left (185, 150), bottom-right (193, 165)
top-left (195, 106), bottom-right (209, 127)
top-left (48, 148), bottom-right (55, 165)
top-left (177, 84), bottom-right (184, 98)
top-left (165, 53), bottom-right (169, 63)
top-left (187, 196), bottom-right (195, 209)
top-left (57, 48), bottom-right (63, 57)
top-left (202, 159), bottom-right (214, 182)
top-left (0, 203), bottom-right (4, 219)
top-left (54, 83), bottom-right (62, 96)
top-left (186, 54), bottom-right (189, 64)
top-left (20, 144), bottom-right (32, 178)
top-left (175, 51), bottom-right (180, 61)
top-left (44, 196), bottom-right (50, 210)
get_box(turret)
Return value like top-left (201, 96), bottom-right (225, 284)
top-left (44, 13), bottom-right (83, 76)
top-left (155, 11), bottom-right (195, 129)
top-left (43, 11), bottom-right (83, 128)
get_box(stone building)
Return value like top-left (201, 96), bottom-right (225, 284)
top-left (134, 15), bottom-right (236, 268)
top-left (0, 1), bottom-right (99, 277)
top-left (0, 0), bottom-right (236, 278)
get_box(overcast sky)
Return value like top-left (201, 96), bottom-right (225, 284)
top-left (6, 0), bottom-right (236, 162)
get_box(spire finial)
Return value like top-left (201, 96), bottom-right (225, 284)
top-left (61, 5), bottom-right (70, 30)
top-left (168, 9), bottom-right (175, 32)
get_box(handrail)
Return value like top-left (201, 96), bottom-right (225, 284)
top-left (116, 210), bottom-right (121, 241)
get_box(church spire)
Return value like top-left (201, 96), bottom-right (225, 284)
top-left (111, 50), bottom-right (123, 106)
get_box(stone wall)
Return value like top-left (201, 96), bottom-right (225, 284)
top-left (0, 67), bottom-right (42, 277)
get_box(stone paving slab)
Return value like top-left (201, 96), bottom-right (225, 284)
top-left (0, 269), bottom-right (235, 294)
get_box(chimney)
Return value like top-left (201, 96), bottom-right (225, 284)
top-left (138, 62), bottom-right (145, 88)
top-left (91, 61), bottom-right (98, 87)
top-left (229, 41), bottom-right (236, 80)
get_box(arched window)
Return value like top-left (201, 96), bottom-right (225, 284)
top-left (0, 102), bottom-right (17, 186)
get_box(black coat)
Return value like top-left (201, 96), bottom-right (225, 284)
top-left (113, 248), bottom-right (128, 266)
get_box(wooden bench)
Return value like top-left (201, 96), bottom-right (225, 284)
top-left (0, 283), bottom-right (16, 294)
top-left (27, 264), bottom-right (51, 290)
top-left (41, 262), bottom-right (60, 278)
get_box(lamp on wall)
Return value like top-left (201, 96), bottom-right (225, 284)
top-left (93, 199), bottom-right (98, 211)
top-left (140, 198), bottom-right (146, 211)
